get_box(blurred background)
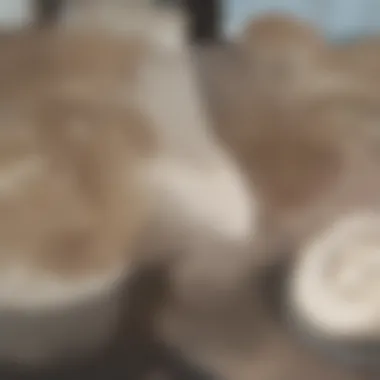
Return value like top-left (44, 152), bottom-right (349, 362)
top-left (1, 1), bottom-right (380, 380)
top-left (226, 0), bottom-right (380, 40)
top-left (2, 0), bottom-right (380, 41)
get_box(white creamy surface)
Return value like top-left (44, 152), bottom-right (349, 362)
top-left (290, 212), bottom-right (380, 339)
top-left (129, 6), bottom-right (257, 244)
top-left (0, 260), bottom-right (127, 311)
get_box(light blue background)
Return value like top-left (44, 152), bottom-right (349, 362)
top-left (224, 0), bottom-right (380, 40)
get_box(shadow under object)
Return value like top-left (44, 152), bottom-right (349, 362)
top-left (0, 265), bottom-right (216, 380)
top-left (35, 0), bottom-right (64, 27)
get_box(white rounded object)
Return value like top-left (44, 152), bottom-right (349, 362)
top-left (288, 212), bottom-right (380, 341)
